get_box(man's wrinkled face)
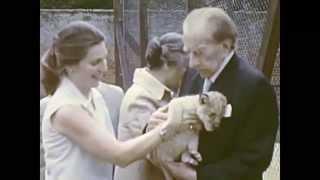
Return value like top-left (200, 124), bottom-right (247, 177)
top-left (183, 33), bottom-right (227, 78)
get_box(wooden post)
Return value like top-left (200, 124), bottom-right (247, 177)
top-left (113, 0), bottom-right (122, 87)
top-left (138, 0), bottom-right (149, 67)
top-left (113, 0), bottom-right (132, 89)
top-left (186, 0), bottom-right (200, 13)
top-left (256, 0), bottom-right (280, 80)
top-left (114, 0), bottom-right (148, 89)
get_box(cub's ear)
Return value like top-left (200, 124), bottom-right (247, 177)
top-left (199, 93), bottom-right (209, 105)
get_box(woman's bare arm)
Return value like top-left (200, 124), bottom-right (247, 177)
top-left (52, 105), bottom-right (171, 167)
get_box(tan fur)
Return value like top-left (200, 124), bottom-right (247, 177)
top-left (147, 91), bottom-right (227, 180)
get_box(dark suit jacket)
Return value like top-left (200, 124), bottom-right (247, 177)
top-left (180, 54), bottom-right (279, 180)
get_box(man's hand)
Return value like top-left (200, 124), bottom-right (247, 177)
top-left (164, 161), bottom-right (197, 180)
top-left (181, 150), bottom-right (202, 166)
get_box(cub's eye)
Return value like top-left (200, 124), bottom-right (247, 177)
top-left (209, 113), bottom-right (216, 118)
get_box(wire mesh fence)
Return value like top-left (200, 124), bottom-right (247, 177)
top-left (263, 143), bottom-right (280, 180)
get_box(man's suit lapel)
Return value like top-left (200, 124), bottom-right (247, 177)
top-left (179, 67), bottom-right (203, 96)
top-left (208, 53), bottom-right (239, 94)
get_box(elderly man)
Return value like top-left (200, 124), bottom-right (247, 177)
top-left (179, 7), bottom-right (279, 180)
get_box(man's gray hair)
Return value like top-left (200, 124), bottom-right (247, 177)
top-left (183, 7), bottom-right (238, 49)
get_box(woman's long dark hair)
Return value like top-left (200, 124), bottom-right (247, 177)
top-left (41, 21), bottom-right (105, 95)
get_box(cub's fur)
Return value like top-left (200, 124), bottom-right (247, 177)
top-left (147, 91), bottom-right (227, 180)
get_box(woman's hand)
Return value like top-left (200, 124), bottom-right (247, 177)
top-left (146, 105), bottom-right (169, 132)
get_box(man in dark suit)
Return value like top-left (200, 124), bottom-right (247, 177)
top-left (179, 7), bottom-right (279, 180)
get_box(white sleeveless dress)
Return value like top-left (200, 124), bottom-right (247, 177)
top-left (42, 77), bottom-right (115, 180)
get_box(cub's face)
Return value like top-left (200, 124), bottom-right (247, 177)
top-left (196, 91), bottom-right (227, 131)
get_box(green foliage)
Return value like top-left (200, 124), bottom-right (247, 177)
top-left (40, 0), bottom-right (113, 9)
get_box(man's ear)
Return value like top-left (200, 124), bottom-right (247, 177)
top-left (199, 93), bottom-right (209, 104)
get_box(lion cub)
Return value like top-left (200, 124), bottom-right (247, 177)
top-left (147, 91), bottom-right (228, 180)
